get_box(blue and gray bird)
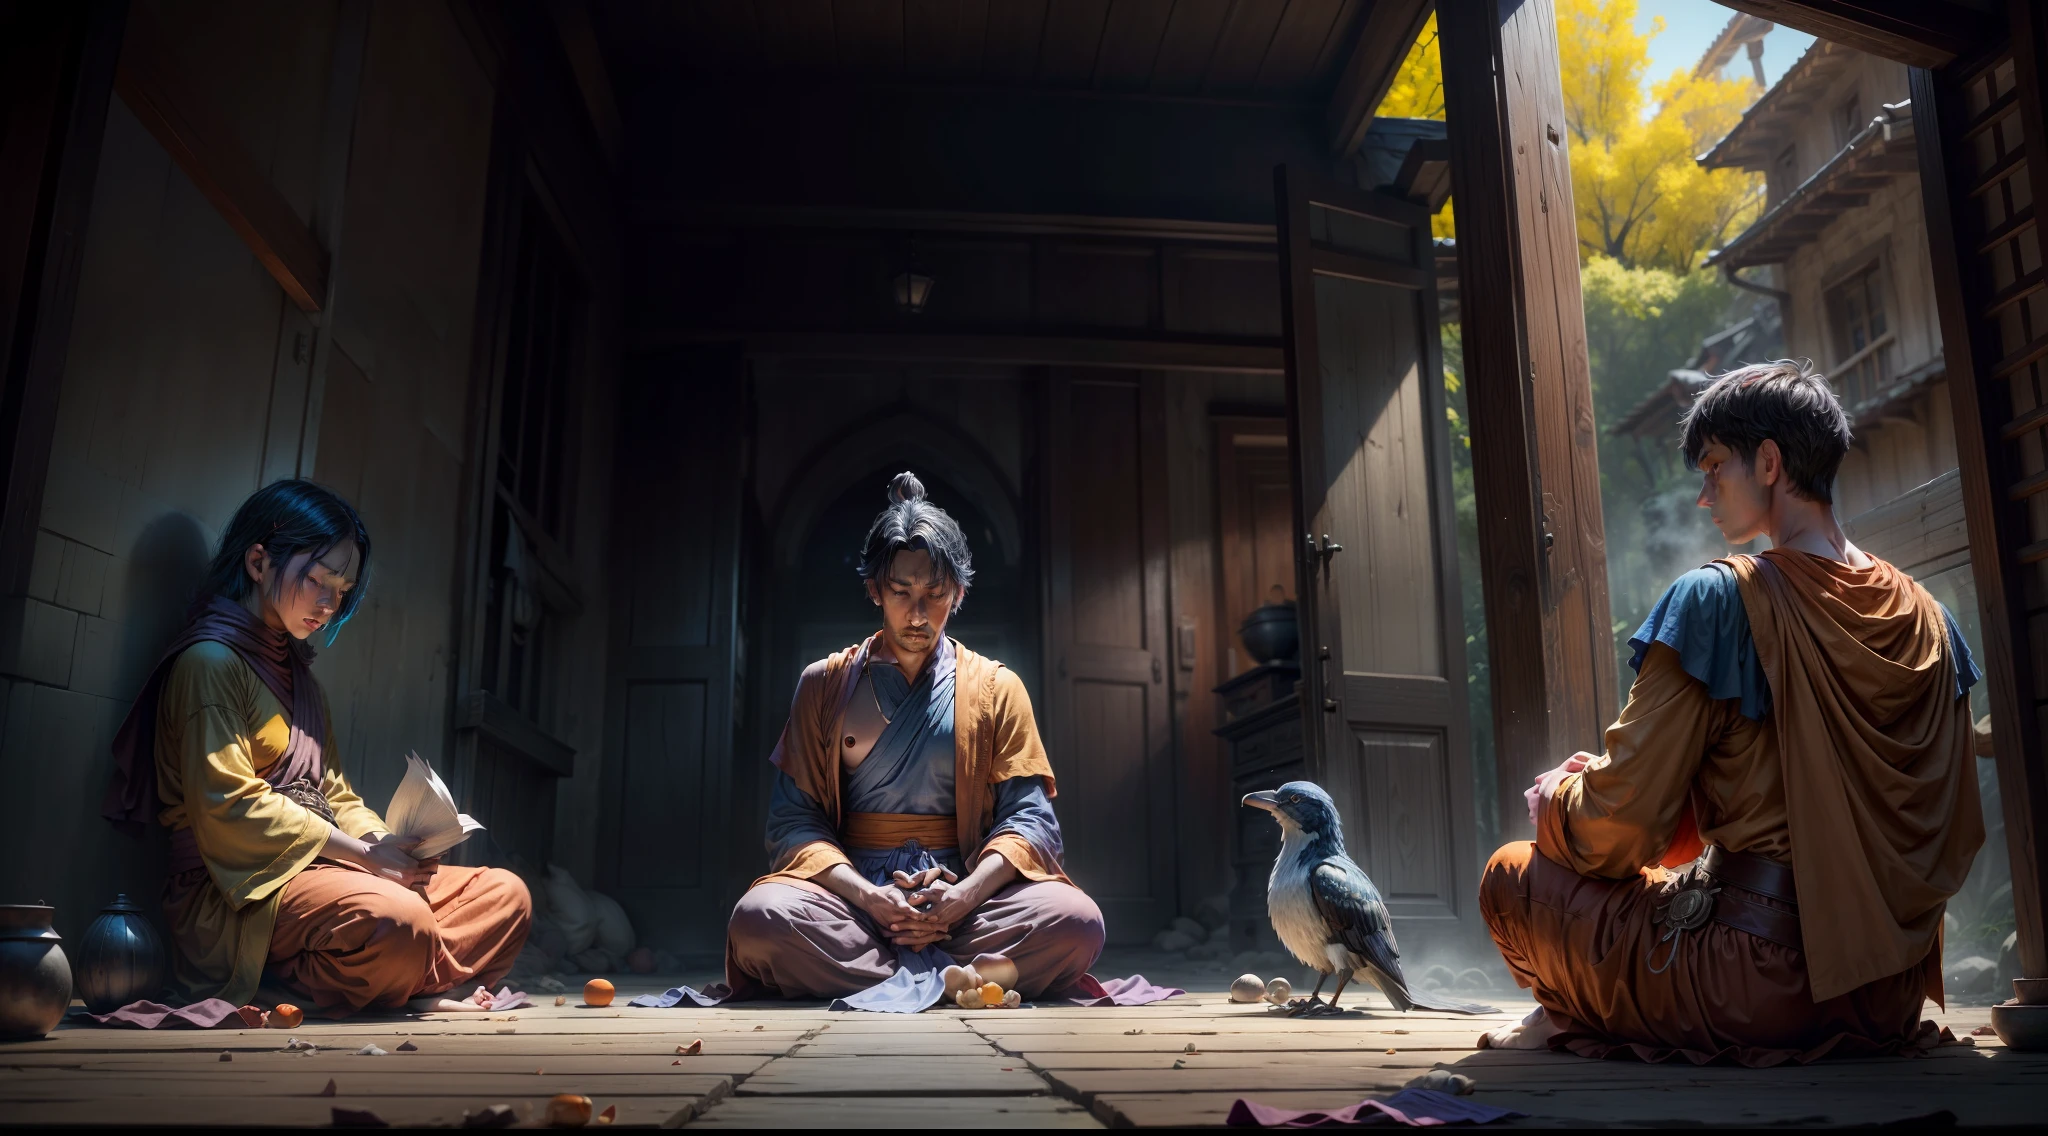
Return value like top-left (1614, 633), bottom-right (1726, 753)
top-left (1243, 781), bottom-right (1495, 1016)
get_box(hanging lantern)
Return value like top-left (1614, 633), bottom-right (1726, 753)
top-left (893, 271), bottom-right (935, 315)
top-left (75, 894), bottom-right (166, 1013)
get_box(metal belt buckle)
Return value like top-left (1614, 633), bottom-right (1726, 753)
top-left (1647, 868), bottom-right (1720, 975)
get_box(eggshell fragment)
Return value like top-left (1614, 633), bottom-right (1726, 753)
top-left (1263, 977), bottom-right (1292, 1006)
top-left (970, 953), bottom-right (1018, 991)
top-left (598, 1104), bottom-right (617, 1125)
top-left (1002, 989), bottom-right (1021, 1008)
top-left (1229, 974), bottom-right (1266, 1003)
top-left (270, 1004), bottom-right (305, 1029)
top-left (955, 987), bottom-right (986, 1009)
top-left (940, 964), bottom-right (979, 1001)
top-left (583, 979), bottom-right (615, 1007)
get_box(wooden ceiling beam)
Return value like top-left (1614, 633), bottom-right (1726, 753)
top-left (1326, 0), bottom-right (1435, 156)
top-left (113, 6), bottom-right (327, 312)
top-left (1711, 0), bottom-right (1999, 70)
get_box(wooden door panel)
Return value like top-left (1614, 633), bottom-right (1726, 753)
top-left (618, 681), bottom-right (708, 892)
top-left (1314, 273), bottom-right (1442, 678)
top-left (1044, 368), bottom-right (1176, 942)
top-left (1069, 380), bottom-right (1148, 649)
top-left (1358, 729), bottom-right (1457, 919)
top-left (602, 349), bottom-right (743, 951)
top-left (1276, 167), bottom-right (1479, 938)
top-left (1063, 678), bottom-right (1155, 900)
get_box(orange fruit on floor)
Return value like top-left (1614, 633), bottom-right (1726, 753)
top-left (270, 1004), bottom-right (304, 1029)
top-left (545, 1093), bottom-right (593, 1126)
top-left (583, 978), bottom-right (615, 1007)
top-left (979, 982), bottom-right (1003, 1005)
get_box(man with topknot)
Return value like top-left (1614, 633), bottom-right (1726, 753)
top-left (1480, 361), bottom-right (1984, 1064)
top-left (724, 472), bottom-right (1104, 1007)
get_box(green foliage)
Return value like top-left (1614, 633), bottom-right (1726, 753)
top-left (1580, 256), bottom-right (1742, 701)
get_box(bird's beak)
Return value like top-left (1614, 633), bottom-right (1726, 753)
top-left (1242, 790), bottom-right (1281, 813)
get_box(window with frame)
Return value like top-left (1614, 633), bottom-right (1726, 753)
top-left (1825, 260), bottom-right (1893, 410)
top-left (1834, 91), bottom-right (1864, 148)
top-left (480, 188), bottom-right (586, 725)
top-left (1770, 145), bottom-right (1798, 202)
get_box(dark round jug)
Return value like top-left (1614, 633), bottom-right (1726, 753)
top-left (1238, 601), bottom-right (1300, 665)
top-left (76, 893), bottom-right (166, 1014)
top-left (0, 904), bottom-right (72, 1039)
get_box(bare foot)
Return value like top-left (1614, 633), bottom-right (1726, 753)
top-left (1478, 1006), bottom-right (1560, 1050)
top-left (407, 991), bottom-right (493, 1014)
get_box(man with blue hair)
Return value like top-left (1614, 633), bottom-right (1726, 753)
top-left (724, 472), bottom-right (1104, 1007)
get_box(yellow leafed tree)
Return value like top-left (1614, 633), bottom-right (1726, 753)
top-left (1383, 2), bottom-right (1762, 268)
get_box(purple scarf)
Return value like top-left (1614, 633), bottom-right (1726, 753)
top-left (102, 597), bottom-right (329, 862)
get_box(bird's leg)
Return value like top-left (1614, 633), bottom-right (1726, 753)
top-left (1285, 973), bottom-right (1329, 1017)
top-left (1326, 968), bottom-right (1351, 1010)
top-left (1300, 969), bottom-right (1353, 1018)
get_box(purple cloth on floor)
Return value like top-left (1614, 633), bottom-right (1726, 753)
top-left (1064, 973), bottom-right (1183, 1006)
top-left (1226, 1089), bottom-right (1524, 1127)
top-left (628, 983), bottom-right (733, 1008)
top-left (85, 998), bottom-right (246, 1029)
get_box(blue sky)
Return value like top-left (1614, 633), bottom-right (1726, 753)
top-left (1637, 0), bottom-right (1815, 94)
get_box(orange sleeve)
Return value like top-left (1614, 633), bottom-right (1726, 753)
top-left (1537, 643), bottom-right (1715, 879)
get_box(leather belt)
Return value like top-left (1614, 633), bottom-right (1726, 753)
top-left (1649, 845), bottom-right (1802, 972)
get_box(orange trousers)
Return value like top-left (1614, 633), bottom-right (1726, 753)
top-left (268, 863), bottom-right (531, 1013)
top-left (1479, 842), bottom-right (1938, 1065)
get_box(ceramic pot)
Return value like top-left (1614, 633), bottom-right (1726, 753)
top-left (1990, 978), bottom-right (2048, 1051)
top-left (75, 894), bottom-right (165, 1014)
top-left (1238, 602), bottom-right (1299, 665)
top-left (0, 904), bottom-right (72, 1039)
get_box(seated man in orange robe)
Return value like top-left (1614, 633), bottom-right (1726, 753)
top-left (725, 472), bottom-right (1104, 1009)
top-left (1480, 361), bottom-right (1983, 1064)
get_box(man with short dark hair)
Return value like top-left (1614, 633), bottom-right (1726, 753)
top-left (724, 472), bottom-right (1104, 1008)
top-left (1477, 361), bottom-right (1984, 1063)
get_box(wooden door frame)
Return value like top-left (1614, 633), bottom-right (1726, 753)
top-left (1212, 413), bottom-right (1290, 683)
top-left (1438, 0), bottom-right (1616, 839)
top-left (0, 2), bottom-right (124, 618)
top-left (1911, 10), bottom-right (2048, 984)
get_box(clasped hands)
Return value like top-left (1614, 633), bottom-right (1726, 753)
top-left (1523, 751), bottom-right (1593, 826)
top-left (857, 865), bottom-right (977, 949)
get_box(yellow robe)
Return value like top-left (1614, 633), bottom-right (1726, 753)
top-left (156, 642), bottom-right (386, 1003)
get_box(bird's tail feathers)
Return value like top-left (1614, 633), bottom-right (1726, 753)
top-left (1371, 967), bottom-right (1497, 1016)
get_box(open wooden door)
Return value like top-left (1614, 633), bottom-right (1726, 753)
top-left (1274, 167), bottom-right (1479, 937)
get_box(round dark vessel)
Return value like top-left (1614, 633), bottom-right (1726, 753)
top-left (0, 904), bottom-right (72, 1039)
top-left (1238, 602), bottom-right (1299, 665)
top-left (76, 894), bottom-right (166, 1014)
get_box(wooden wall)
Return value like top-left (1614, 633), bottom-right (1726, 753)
top-left (0, 0), bottom-right (624, 943)
top-left (1770, 52), bottom-right (1958, 522)
top-left (632, 224), bottom-right (1285, 350)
